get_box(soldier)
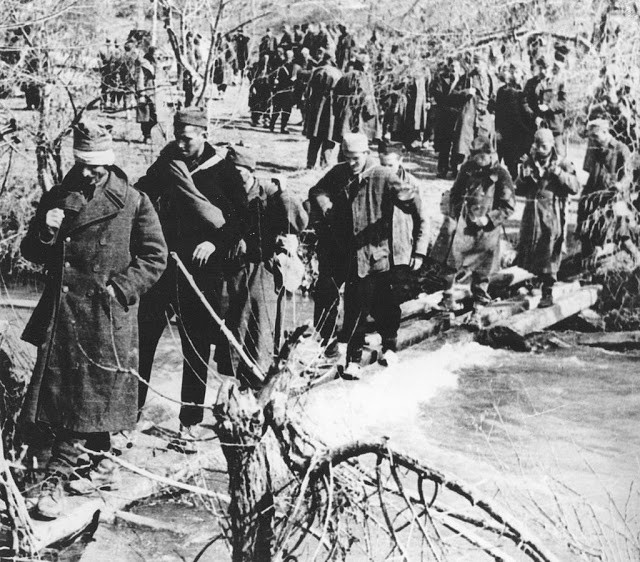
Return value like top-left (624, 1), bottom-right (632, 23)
top-left (453, 53), bottom-right (498, 167)
top-left (523, 55), bottom-right (567, 156)
top-left (269, 49), bottom-right (296, 134)
top-left (495, 62), bottom-right (533, 179)
top-left (431, 58), bottom-right (466, 178)
top-left (135, 109), bottom-right (247, 449)
top-left (20, 122), bottom-right (167, 519)
top-left (214, 147), bottom-right (308, 384)
top-left (304, 54), bottom-right (342, 168)
top-left (430, 136), bottom-right (515, 321)
top-left (577, 118), bottom-right (639, 262)
top-left (516, 128), bottom-right (579, 307)
top-left (308, 133), bottom-right (425, 378)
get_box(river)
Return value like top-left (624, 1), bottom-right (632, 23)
top-left (3, 287), bottom-right (639, 560)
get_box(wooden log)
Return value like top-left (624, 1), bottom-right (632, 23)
top-left (112, 509), bottom-right (181, 532)
top-left (0, 299), bottom-right (37, 310)
top-left (477, 285), bottom-right (601, 351)
top-left (398, 318), bottom-right (446, 349)
top-left (577, 331), bottom-right (640, 349)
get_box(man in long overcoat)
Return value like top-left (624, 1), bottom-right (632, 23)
top-left (577, 118), bottom-right (639, 261)
top-left (453, 53), bottom-right (498, 164)
top-left (214, 147), bottom-right (308, 385)
top-left (332, 59), bottom-right (380, 147)
top-left (304, 55), bottom-right (342, 168)
top-left (430, 59), bottom-right (466, 178)
top-left (430, 136), bottom-right (515, 315)
top-left (516, 129), bottom-right (579, 307)
top-left (309, 134), bottom-right (425, 378)
top-left (20, 122), bottom-right (167, 519)
top-left (522, 56), bottom-right (567, 156)
top-left (495, 63), bottom-right (533, 179)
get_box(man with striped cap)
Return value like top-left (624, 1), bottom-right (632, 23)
top-left (20, 121), bottom-right (167, 519)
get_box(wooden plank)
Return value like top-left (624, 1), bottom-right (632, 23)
top-left (477, 285), bottom-right (601, 350)
top-left (0, 298), bottom-right (37, 310)
top-left (26, 431), bottom-right (227, 553)
top-left (578, 331), bottom-right (640, 348)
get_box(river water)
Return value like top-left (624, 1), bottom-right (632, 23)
top-left (4, 288), bottom-right (639, 560)
top-left (301, 338), bottom-right (640, 560)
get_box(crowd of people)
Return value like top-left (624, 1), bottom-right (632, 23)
top-left (17, 21), bottom-right (640, 522)
top-left (97, 36), bottom-right (159, 142)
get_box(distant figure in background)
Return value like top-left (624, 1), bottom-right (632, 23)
top-left (248, 55), bottom-right (272, 128)
top-left (523, 55), bottom-right (567, 156)
top-left (577, 118), bottom-right (639, 262)
top-left (136, 47), bottom-right (157, 143)
top-left (270, 49), bottom-right (296, 134)
top-left (516, 128), bottom-right (579, 308)
top-left (453, 52), bottom-right (498, 167)
top-left (335, 25), bottom-right (356, 71)
top-left (98, 39), bottom-right (113, 110)
top-left (431, 59), bottom-right (465, 178)
top-left (233, 27), bottom-right (250, 78)
top-left (259, 28), bottom-right (277, 60)
top-left (495, 62), bottom-right (533, 179)
top-left (333, 58), bottom-right (380, 149)
top-left (120, 40), bottom-right (140, 111)
top-left (304, 54), bottom-right (342, 168)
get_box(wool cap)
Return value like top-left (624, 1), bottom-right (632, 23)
top-left (174, 108), bottom-right (208, 129)
top-left (342, 132), bottom-right (369, 153)
top-left (227, 145), bottom-right (256, 171)
top-left (469, 135), bottom-right (493, 155)
top-left (73, 121), bottom-right (115, 166)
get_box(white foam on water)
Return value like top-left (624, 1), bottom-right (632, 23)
top-left (300, 342), bottom-right (504, 449)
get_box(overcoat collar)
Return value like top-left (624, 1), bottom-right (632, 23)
top-left (63, 167), bottom-right (129, 235)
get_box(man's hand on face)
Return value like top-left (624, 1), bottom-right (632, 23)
top-left (45, 208), bottom-right (65, 230)
top-left (192, 241), bottom-right (216, 266)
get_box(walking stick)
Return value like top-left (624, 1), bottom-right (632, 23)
top-left (171, 252), bottom-right (265, 384)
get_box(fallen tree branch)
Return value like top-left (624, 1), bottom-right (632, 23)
top-left (77, 445), bottom-right (230, 504)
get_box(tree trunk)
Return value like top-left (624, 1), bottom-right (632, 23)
top-left (214, 382), bottom-right (276, 562)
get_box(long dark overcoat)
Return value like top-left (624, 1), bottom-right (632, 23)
top-left (515, 152), bottom-right (579, 275)
top-left (215, 178), bottom-right (308, 383)
top-left (430, 72), bottom-right (465, 152)
top-left (303, 65), bottom-right (343, 141)
top-left (20, 167), bottom-right (167, 433)
top-left (332, 69), bottom-right (380, 143)
top-left (430, 160), bottom-right (515, 277)
top-left (577, 137), bottom-right (634, 246)
top-left (454, 69), bottom-right (498, 158)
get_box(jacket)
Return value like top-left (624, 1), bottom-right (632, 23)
top-left (20, 166), bottom-right (167, 432)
